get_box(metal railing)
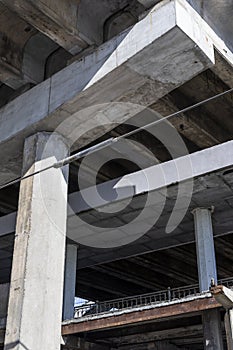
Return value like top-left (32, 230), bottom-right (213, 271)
top-left (218, 277), bottom-right (233, 290)
top-left (74, 277), bottom-right (233, 319)
top-left (74, 283), bottom-right (200, 318)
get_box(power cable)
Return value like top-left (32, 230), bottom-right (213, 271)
top-left (0, 87), bottom-right (233, 191)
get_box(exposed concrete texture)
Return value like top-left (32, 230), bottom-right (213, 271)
top-left (1, 139), bottom-right (233, 255)
top-left (202, 309), bottom-right (224, 350)
top-left (137, 0), bottom-right (160, 9)
top-left (0, 139), bottom-right (233, 235)
top-left (22, 32), bottom-right (59, 83)
top-left (63, 244), bottom-right (78, 321)
top-left (0, 3), bottom-right (37, 89)
top-left (225, 309), bottom-right (233, 350)
top-left (0, 0), bottom-right (219, 184)
top-left (154, 341), bottom-right (187, 350)
top-left (211, 284), bottom-right (233, 349)
top-left (0, 0), bottom-right (87, 54)
top-left (193, 208), bottom-right (223, 350)
top-left (193, 208), bottom-right (217, 292)
top-left (187, 0), bottom-right (233, 52)
top-left (63, 336), bottom-right (110, 350)
top-left (211, 285), bottom-right (233, 309)
top-left (4, 132), bottom-right (69, 350)
top-left (103, 325), bottom-right (203, 348)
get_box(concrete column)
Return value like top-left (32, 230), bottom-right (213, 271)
top-left (63, 244), bottom-right (78, 321)
top-left (202, 309), bottom-right (223, 350)
top-left (225, 309), bottom-right (233, 350)
top-left (193, 208), bottom-right (223, 350)
top-left (4, 132), bottom-right (69, 350)
top-left (192, 207), bottom-right (217, 292)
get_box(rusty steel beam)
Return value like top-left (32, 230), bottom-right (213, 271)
top-left (62, 297), bottom-right (221, 335)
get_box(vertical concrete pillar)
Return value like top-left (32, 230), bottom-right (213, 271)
top-left (202, 309), bottom-right (223, 350)
top-left (192, 207), bottom-right (223, 350)
top-left (4, 132), bottom-right (69, 350)
top-left (192, 207), bottom-right (217, 292)
top-left (63, 244), bottom-right (78, 320)
top-left (225, 309), bottom-right (233, 350)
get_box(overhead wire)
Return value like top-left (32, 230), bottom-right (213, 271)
top-left (0, 86), bottom-right (233, 191)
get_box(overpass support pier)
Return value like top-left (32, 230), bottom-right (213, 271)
top-left (4, 132), bottom-right (69, 350)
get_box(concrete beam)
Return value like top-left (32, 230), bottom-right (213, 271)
top-left (151, 95), bottom-right (222, 148)
top-left (63, 336), bottom-right (110, 350)
top-left (62, 297), bottom-right (221, 335)
top-left (0, 0), bottom-right (220, 184)
top-left (0, 0), bottom-right (88, 54)
top-left (211, 285), bottom-right (233, 350)
top-left (68, 139), bottom-right (233, 218)
top-left (211, 51), bottom-right (233, 88)
top-left (91, 265), bottom-right (162, 290)
top-left (0, 3), bottom-right (62, 89)
top-left (119, 341), bottom-right (188, 350)
top-left (211, 285), bottom-right (233, 309)
top-left (109, 325), bottom-right (203, 347)
top-left (0, 139), bottom-right (233, 238)
top-left (0, 4), bottom-right (37, 89)
top-left (137, 0), bottom-right (160, 9)
top-left (4, 132), bottom-right (69, 350)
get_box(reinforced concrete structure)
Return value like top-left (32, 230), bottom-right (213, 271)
top-left (0, 0), bottom-right (233, 349)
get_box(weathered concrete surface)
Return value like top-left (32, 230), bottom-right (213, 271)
top-left (0, 3), bottom-right (37, 89)
top-left (202, 309), bottom-right (224, 350)
top-left (154, 341), bottom-right (187, 350)
top-left (0, 0), bottom-right (220, 184)
top-left (211, 285), bottom-right (233, 309)
top-left (63, 244), bottom-right (78, 321)
top-left (137, 0), bottom-right (160, 9)
top-left (0, 0), bottom-right (88, 54)
top-left (225, 309), bottom-right (233, 350)
top-left (0, 139), bottom-right (233, 237)
top-left (1, 139), bottom-right (233, 251)
top-left (192, 208), bottom-right (223, 350)
top-left (192, 208), bottom-right (217, 292)
top-left (211, 286), bottom-right (233, 349)
top-left (102, 325), bottom-right (203, 348)
top-left (187, 0), bottom-right (233, 52)
top-left (63, 336), bottom-right (110, 350)
top-left (4, 132), bottom-right (69, 350)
